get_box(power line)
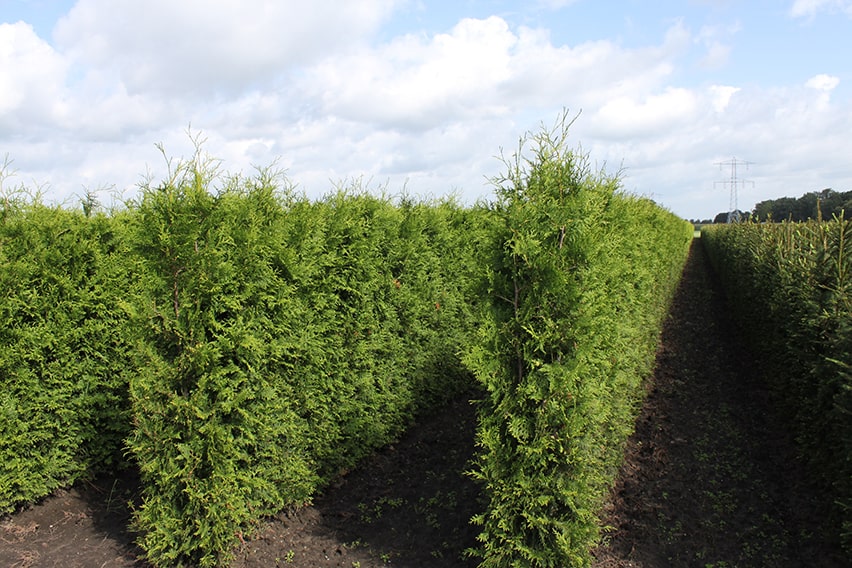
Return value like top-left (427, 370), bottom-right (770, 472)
top-left (714, 157), bottom-right (755, 223)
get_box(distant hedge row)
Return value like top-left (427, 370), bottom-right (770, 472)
top-left (703, 220), bottom-right (852, 556)
top-left (1, 121), bottom-right (693, 567)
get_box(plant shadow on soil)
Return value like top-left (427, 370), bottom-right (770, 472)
top-left (231, 391), bottom-right (484, 568)
top-left (0, 468), bottom-right (147, 568)
top-left (2, 239), bottom-right (849, 567)
top-left (592, 238), bottom-right (848, 567)
top-left (0, 392), bottom-right (485, 568)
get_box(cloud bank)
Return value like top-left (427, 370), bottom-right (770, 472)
top-left (1, 1), bottom-right (850, 219)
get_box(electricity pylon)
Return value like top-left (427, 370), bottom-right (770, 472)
top-left (715, 157), bottom-right (754, 223)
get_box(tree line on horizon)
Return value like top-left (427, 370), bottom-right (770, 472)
top-left (690, 188), bottom-right (852, 225)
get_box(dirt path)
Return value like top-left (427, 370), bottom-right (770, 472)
top-left (1, 238), bottom-right (847, 567)
top-left (0, 392), bottom-right (484, 568)
top-left (230, 391), bottom-right (482, 568)
top-left (592, 239), bottom-right (846, 567)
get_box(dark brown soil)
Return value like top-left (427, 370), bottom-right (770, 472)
top-left (0, 471), bottom-right (145, 568)
top-left (1, 239), bottom-right (846, 567)
top-left (592, 239), bottom-right (846, 567)
top-left (230, 391), bottom-right (483, 568)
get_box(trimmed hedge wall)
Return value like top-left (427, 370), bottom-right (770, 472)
top-left (464, 120), bottom-right (693, 567)
top-left (125, 158), bottom-right (491, 566)
top-left (0, 203), bottom-right (138, 512)
top-left (702, 219), bottom-right (852, 555)
top-left (1, 125), bottom-right (692, 566)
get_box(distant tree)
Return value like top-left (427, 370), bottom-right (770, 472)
top-left (752, 189), bottom-right (852, 222)
top-left (754, 196), bottom-right (796, 221)
top-left (795, 192), bottom-right (819, 221)
top-left (816, 188), bottom-right (841, 219)
top-left (712, 210), bottom-right (747, 223)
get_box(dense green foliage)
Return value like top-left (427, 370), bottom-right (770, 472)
top-left (127, 165), bottom-right (316, 566)
top-left (1, 125), bottom-right (692, 566)
top-left (0, 201), bottom-right (138, 512)
top-left (702, 220), bottom-right (852, 556)
top-left (122, 152), bottom-right (491, 566)
top-left (0, 162), bottom-right (489, 566)
top-left (464, 118), bottom-right (693, 567)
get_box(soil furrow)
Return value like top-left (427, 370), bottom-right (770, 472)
top-left (592, 239), bottom-right (846, 567)
top-left (1, 238), bottom-right (846, 567)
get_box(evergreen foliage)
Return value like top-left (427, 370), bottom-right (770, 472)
top-left (127, 158), bottom-right (319, 566)
top-left (464, 114), bottom-right (693, 567)
top-left (0, 201), bottom-right (137, 512)
top-left (125, 148), bottom-right (488, 566)
top-left (0, 125), bottom-right (692, 566)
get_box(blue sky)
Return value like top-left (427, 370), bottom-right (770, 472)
top-left (1, 0), bottom-right (851, 219)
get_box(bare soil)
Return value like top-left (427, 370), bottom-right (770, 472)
top-left (591, 239), bottom-right (846, 567)
top-left (1, 239), bottom-right (846, 567)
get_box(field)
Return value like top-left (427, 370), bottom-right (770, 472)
top-left (593, 239), bottom-right (846, 567)
top-left (1, 240), bottom-right (847, 567)
top-left (15, 117), bottom-right (852, 566)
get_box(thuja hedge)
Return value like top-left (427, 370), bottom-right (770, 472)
top-left (0, 201), bottom-right (139, 512)
top-left (702, 219), bottom-right (852, 554)
top-left (0, 164), bottom-right (491, 565)
top-left (126, 156), bottom-right (492, 566)
top-left (464, 118), bottom-right (693, 567)
top-left (2, 126), bottom-right (692, 566)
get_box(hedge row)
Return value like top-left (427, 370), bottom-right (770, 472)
top-left (0, 168), bottom-right (490, 567)
top-left (702, 219), bottom-right (852, 554)
top-left (0, 203), bottom-right (139, 511)
top-left (464, 120), bottom-right (693, 567)
top-left (2, 123), bottom-right (693, 566)
top-left (125, 156), bottom-right (496, 565)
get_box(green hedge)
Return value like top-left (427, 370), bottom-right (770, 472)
top-left (702, 219), bottom-right (852, 554)
top-left (275, 191), bottom-right (490, 481)
top-left (124, 154), bottom-right (490, 566)
top-left (2, 128), bottom-right (692, 567)
top-left (0, 203), bottom-right (138, 512)
top-left (464, 118), bottom-right (693, 567)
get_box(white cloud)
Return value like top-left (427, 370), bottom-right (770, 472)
top-left (297, 17), bottom-right (691, 136)
top-left (0, 22), bottom-right (69, 131)
top-left (790, 0), bottom-right (828, 17)
top-left (3, 5), bottom-right (852, 220)
top-left (0, 19), bottom-right (177, 145)
top-left (790, 0), bottom-right (852, 18)
top-left (301, 16), bottom-right (516, 131)
top-left (804, 73), bottom-right (840, 110)
top-left (0, 12), bottom-right (757, 215)
top-left (806, 73), bottom-right (840, 91)
top-left (591, 88), bottom-right (699, 139)
top-left (710, 85), bottom-right (740, 112)
top-left (53, 0), bottom-right (399, 96)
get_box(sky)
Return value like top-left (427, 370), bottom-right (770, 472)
top-left (1, 0), bottom-right (851, 220)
